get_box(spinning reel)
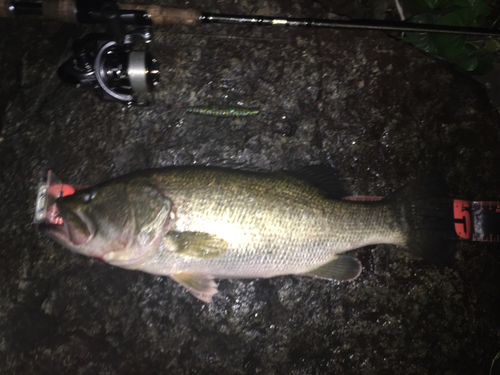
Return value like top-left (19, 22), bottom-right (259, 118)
top-left (57, 0), bottom-right (159, 106)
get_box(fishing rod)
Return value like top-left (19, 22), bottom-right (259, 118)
top-left (3, 0), bottom-right (500, 105)
top-left (4, 0), bottom-right (500, 36)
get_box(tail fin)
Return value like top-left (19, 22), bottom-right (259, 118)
top-left (385, 173), bottom-right (457, 267)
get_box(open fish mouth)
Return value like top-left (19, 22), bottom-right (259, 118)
top-left (34, 171), bottom-right (94, 247)
top-left (45, 206), bottom-right (95, 248)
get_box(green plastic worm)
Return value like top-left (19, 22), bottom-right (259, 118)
top-left (158, 106), bottom-right (260, 118)
top-left (184, 106), bottom-right (260, 117)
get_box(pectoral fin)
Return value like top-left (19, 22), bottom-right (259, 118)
top-left (304, 255), bottom-right (362, 280)
top-left (164, 231), bottom-right (228, 259)
top-left (171, 272), bottom-right (218, 303)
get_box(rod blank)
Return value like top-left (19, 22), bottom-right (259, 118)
top-left (200, 13), bottom-right (500, 37)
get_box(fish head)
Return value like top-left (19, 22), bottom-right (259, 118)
top-left (45, 179), bottom-right (172, 267)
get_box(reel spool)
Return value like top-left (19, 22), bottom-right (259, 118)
top-left (58, 27), bottom-right (159, 106)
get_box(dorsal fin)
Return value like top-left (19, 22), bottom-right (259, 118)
top-left (288, 165), bottom-right (348, 199)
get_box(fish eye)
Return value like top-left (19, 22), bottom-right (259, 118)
top-left (81, 190), bottom-right (96, 203)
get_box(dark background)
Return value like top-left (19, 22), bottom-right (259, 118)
top-left (1, 0), bottom-right (499, 374)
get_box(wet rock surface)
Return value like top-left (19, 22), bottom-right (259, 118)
top-left (1, 0), bottom-right (500, 374)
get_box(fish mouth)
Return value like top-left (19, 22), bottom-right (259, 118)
top-left (44, 206), bottom-right (95, 248)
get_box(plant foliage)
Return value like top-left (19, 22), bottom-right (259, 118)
top-left (404, 0), bottom-right (495, 74)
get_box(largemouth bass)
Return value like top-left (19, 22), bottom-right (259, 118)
top-left (44, 166), bottom-right (456, 302)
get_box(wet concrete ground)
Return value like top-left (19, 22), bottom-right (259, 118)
top-left (1, 0), bottom-right (500, 374)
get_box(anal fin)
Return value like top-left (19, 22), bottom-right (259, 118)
top-left (303, 255), bottom-right (362, 281)
top-left (171, 272), bottom-right (219, 303)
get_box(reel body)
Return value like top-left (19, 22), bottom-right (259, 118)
top-left (57, 0), bottom-right (159, 105)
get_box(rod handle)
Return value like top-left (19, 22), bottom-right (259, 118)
top-left (43, 0), bottom-right (75, 22)
top-left (119, 3), bottom-right (200, 26)
top-left (0, 0), bottom-right (13, 18)
top-left (1, 0), bottom-right (201, 25)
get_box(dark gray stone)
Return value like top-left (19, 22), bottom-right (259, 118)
top-left (1, 1), bottom-right (499, 374)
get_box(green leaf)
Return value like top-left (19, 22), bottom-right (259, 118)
top-left (407, 0), bottom-right (456, 12)
top-left (434, 34), bottom-right (467, 58)
top-left (405, 14), bottom-right (441, 54)
top-left (425, 0), bottom-right (462, 9)
top-left (407, 12), bottom-right (440, 25)
top-left (451, 55), bottom-right (478, 71)
top-left (467, 0), bottom-right (491, 17)
top-left (453, 0), bottom-right (487, 8)
top-left (484, 39), bottom-right (500, 53)
top-left (404, 32), bottom-right (440, 54)
top-left (437, 8), bottom-right (474, 26)
top-left (466, 46), bottom-right (495, 75)
top-left (408, 0), bottom-right (436, 11)
top-left (470, 56), bottom-right (494, 75)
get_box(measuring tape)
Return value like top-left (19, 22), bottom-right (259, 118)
top-left (453, 200), bottom-right (500, 242)
top-left (35, 171), bottom-right (500, 242)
